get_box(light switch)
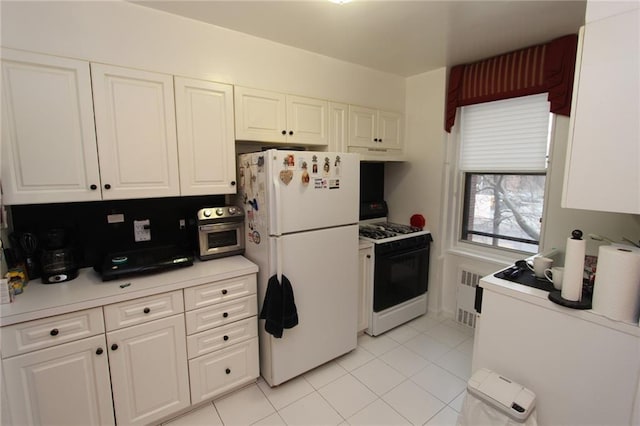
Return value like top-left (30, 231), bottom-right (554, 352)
top-left (134, 219), bottom-right (151, 242)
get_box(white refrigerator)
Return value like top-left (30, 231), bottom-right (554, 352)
top-left (238, 149), bottom-right (359, 386)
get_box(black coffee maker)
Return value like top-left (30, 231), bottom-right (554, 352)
top-left (40, 228), bottom-right (78, 284)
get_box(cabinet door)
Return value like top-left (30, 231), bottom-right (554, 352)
top-left (348, 105), bottom-right (377, 148)
top-left (357, 246), bottom-right (374, 333)
top-left (2, 335), bottom-right (114, 426)
top-left (563, 10), bottom-right (640, 214)
top-left (328, 102), bottom-right (349, 152)
top-left (91, 64), bottom-right (180, 200)
top-left (175, 77), bottom-right (237, 195)
top-left (377, 110), bottom-right (403, 150)
top-left (234, 86), bottom-right (286, 143)
top-left (1, 49), bottom-right (101, 204)
top-left (286, 95), bottom-right (328, 145)
top-left (107, 314), bottom-right (189, 426)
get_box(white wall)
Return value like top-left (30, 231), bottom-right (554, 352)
top-left (0, 1), bottom-right (405, 111)
top-left (385, 68), bottom-right (448, 314)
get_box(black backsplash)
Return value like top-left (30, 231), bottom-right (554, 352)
top-left (10, 195), bottom-right (224, 268)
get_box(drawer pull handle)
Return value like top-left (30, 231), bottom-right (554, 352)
top-left (225, 368), bottom-right (231, 375)
top-left (96, 347), bottom-right (104, 355)
top-left (223, 335), bottom-right (229, 341)
top-left (143, 307), bottom-right (151, 314)
top-left (222, 289), bottom-right (228, 295)
top-left (223, 312), bottom-right (229, 318)
top-left (50, 328), bottom-right (59, 336)
top-left (111, 344), bottom-right (118, 351)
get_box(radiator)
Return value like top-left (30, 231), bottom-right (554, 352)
top-left (455, 267), bottom-right (482, 328)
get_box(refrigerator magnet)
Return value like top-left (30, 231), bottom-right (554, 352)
top-left (252, 230), bottom-right (261, 244)
top-left (279, 169), bottom-right (293, 185)
top-left (312, 155), bottom-right (318, 174)
top-left (323, 157), bottom-right (330, 176)
top-left (301, 161), bottom-right (310, 185)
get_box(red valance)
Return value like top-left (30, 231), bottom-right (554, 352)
top-left (445, 34), bottom-right (578, 132)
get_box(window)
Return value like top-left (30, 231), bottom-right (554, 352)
top-left (459, 94), bottom-right (551, 253)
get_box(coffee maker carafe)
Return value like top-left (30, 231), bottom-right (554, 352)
top-left (40, 228), bottom-right (78, 284)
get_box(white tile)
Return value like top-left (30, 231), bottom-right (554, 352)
top-left (448, 391), bottom-right (466, 413)
top-left (278, 391), bottom-right (343, 426)
top-left (318, 374), bottom-right (378, 419)
top-left (357, 333), bottom-right (398, 357)
top-left (440, 319), bottom-right (475, 336)
top-left (384, 324), bottom-right (420, 344)
top-left (304, 360), bottom-right (348, 389)
top-left (163, 403), bottom-right (222, 425)
top-left (214, 384), bottom-right (275, 426)
top-left (404, 333), bottom-right (450, 362)
top-left (455, 337), bottom-right (475, 358)
top-left (425, 406), bottom-right (461, 426)
top-left (336, 346), bottom-right (375, 372)
top-left (351, 358), bottom-right (406, 396)
top-left (382, 380), bottom-right (446, 425)
top-left (257, 375), bottom-right (315, 410)
top-left (406, 314), bottom-right (442, 332)
top-left (379, 345), bottom-right (431, 377)
top-left (424, 323), bottom-right (470, 348)
top-left (411, 364), bottom-right (467, 404)
top-left (434, 349), bottom-right (473, 381)
top-left (346, 399), bottom-right (411, 426)
top-left (252, 412), bottom-right (287, 426)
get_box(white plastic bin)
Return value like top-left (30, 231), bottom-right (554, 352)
top-left (457, 368), bottom-right (538, 426)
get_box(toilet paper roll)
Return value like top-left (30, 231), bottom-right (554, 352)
top-left (562, 233), bottom-right (586, 301)
top-left (592, 245), bottom-right (640, 323)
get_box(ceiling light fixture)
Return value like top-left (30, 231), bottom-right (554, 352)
top-left (328, 0), bottom-right (351, 4)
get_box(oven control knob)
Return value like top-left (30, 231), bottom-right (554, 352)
top-left (203, 209), bottom-right (212, 218)
top-left (228, 207), bottom-right (238, 215)
top-left (216, 208), bottom-right (224, 216)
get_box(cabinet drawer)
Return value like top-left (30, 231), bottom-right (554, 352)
top-left (185, 295), bottom-right (257, 335)
top-left (1, 308), bottom-right (104, 358)
top-left (103, 290), bottom-right (184, 331)
top-left (189, 337), bottom-right (259, 404)
top-left (184, 274), bottom-right (256, 311)
top-left (186, 317), bottom-right (257, 359)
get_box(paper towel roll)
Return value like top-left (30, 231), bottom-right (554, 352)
top-left (562, 230), bottom-right (585, 301)
top-left (592, 245), bottom-right (640, 323)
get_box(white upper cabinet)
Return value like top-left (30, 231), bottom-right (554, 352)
top-left (348, 105), bottom-right (403, 151)
top-left (174, 77), bottom-right (236, 195)
top-left (234, 86), bottom-right (328, 146)
top-left (562, 6), bottom-right (640, 214)
top-left (91, 63), bottom-right (180, 200)
top-left (328, 102), bottom-right (349, 153)
top-left (1, 48), bottom-right (102, 204)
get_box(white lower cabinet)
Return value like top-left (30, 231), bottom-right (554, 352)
top-left (184, 274), bottom-right (260, 404)
top-left (107, 314), bottom-right (190, 426)
top-left (358, 243), bottom-right (374, 333)
top-left (2, 333), bottom-right (114, 425)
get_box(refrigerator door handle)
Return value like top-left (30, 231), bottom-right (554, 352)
top-left (272, 176), bottom-right (282, 236)
top-left (276, 238), bottom-right (283, 282)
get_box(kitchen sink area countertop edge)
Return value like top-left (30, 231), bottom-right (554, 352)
top-left (0, 256), bottom-right (259, 326)
top-left (482, 271), bottom-right (640, 337)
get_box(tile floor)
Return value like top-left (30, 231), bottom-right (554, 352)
top-left (163, 313), bottom-right (474, 426)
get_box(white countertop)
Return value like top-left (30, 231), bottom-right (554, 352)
top-left (0, 256), bottom-right (258, 326)
top-left (481, 270), bottom-right (640, 337)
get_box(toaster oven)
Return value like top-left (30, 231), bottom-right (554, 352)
top-left (196, 206), bottom-right (245, 260)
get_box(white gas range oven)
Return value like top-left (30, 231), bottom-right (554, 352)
top-left (359, 202), bottom-right (433, 336)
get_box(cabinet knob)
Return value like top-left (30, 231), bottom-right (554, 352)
top-left (96, 347), bottom-right (104, 355)
top-left (90, 184), bottom-right (97, 190)
top-left (230, 181), bottom-right (236, 186)
top-left (223, 312), bottom-right (229, 318)
top-left (223, 335), bottom-right (229, 341)
top-left (111, 343), bottom-right (118, 351)
top-left (222, 289), bottom-right (228, 295)
top-left (225, 368), bottom-right (231, 375)
top-left (373, 138), bottom-right (378, 142)
top-left (288, 130), bottom-right (293, 136)
top-left (366, 255), bottom-right (371, 258)
top-left (281, 130), bottom-right (287, 135)
top-left (143, 307), bottom-right (150, 314)
top-left (50, 328), bottom-right (59, 336)
top-left (104, 184), bottom-right (111, 190)
top-left (379, 138), bottom-right (383, 142)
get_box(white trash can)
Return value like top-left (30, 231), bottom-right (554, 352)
top-left (457, 368), bottom-right (538, 426)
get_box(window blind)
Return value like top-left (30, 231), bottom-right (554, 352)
top-left (459, 93), bottom-right (551, 172)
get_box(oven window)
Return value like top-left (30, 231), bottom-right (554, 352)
top-left (373, 245), bottom-right (429, 312)
top-left (207, 230), bottom-right (238, 249)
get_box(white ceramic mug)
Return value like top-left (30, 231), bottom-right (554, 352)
top-left (544, 266), bottom-right (564, 290)
top-left (527, 256), bottom-right (553, 278)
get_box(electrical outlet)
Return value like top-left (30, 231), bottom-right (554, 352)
top-left (134, 219), bottom-right (151, 242)
top-left (179, 219), bottom-right (186, 230)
